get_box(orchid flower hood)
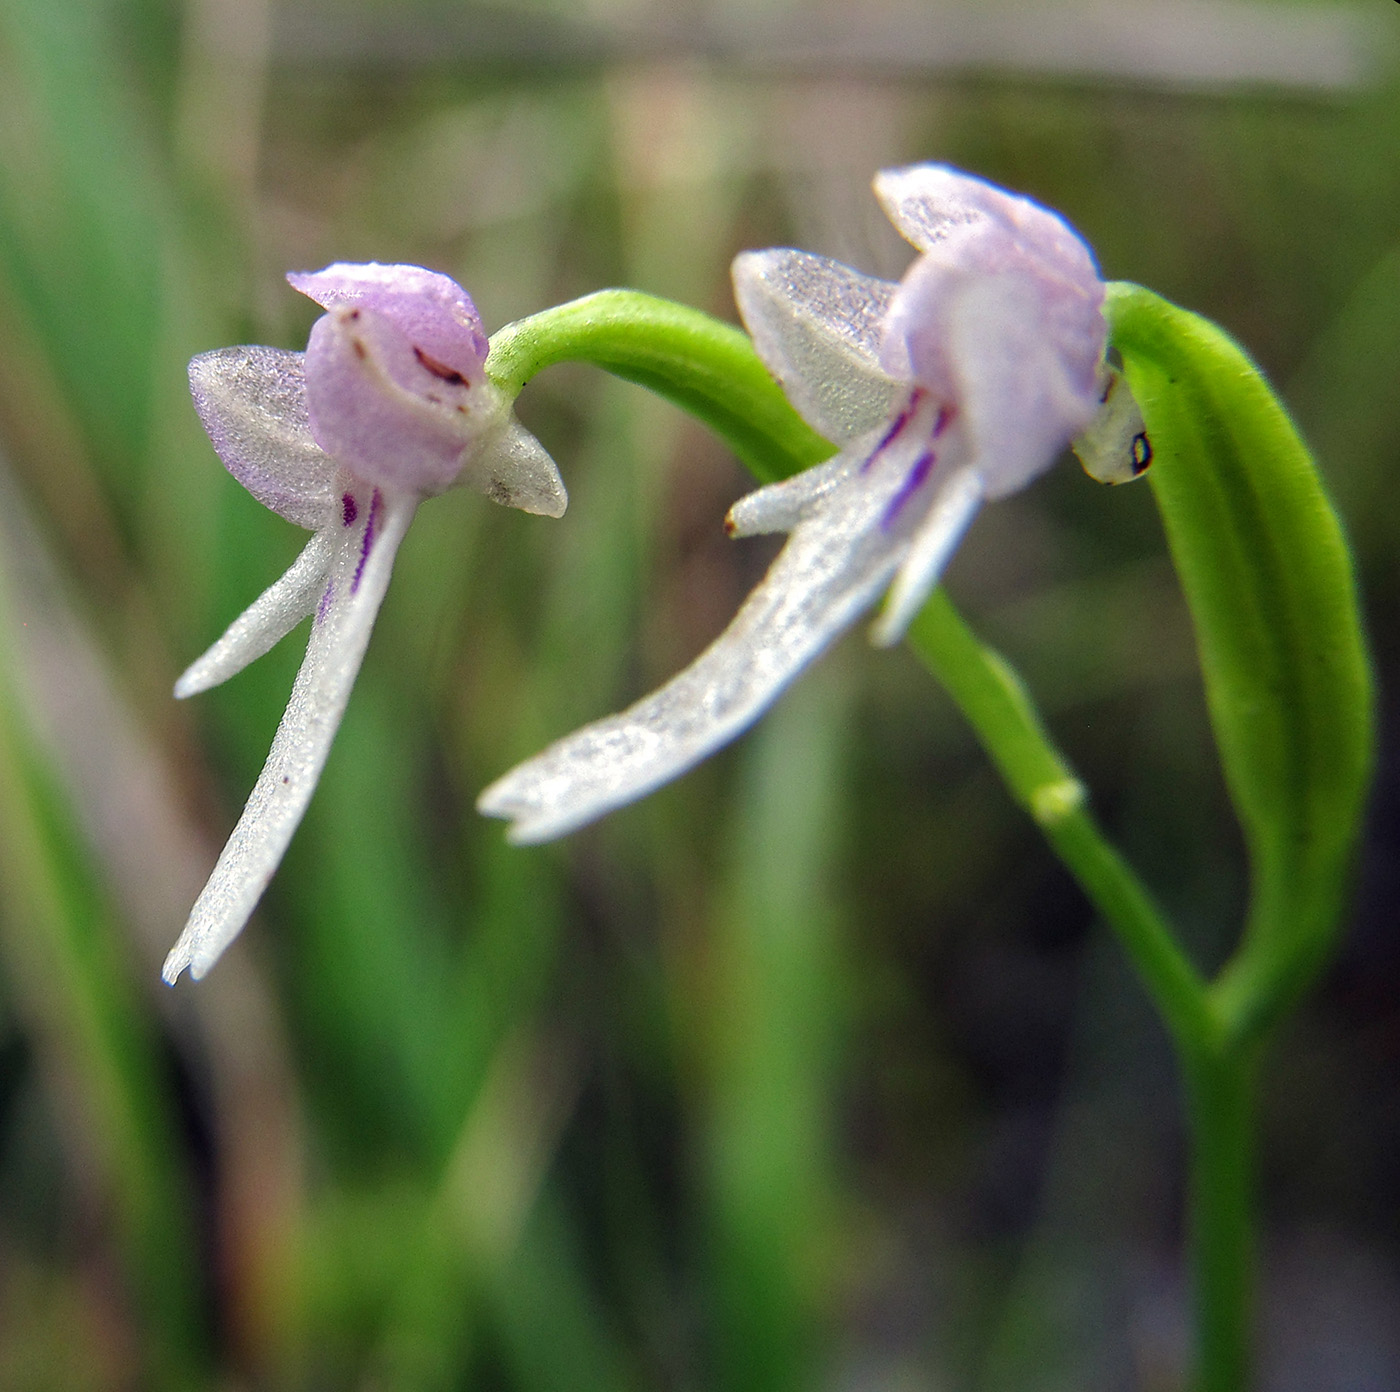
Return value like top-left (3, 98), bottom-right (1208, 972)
top-left (164, 263), bottom-right (565, 982)
top-left (479, 164), bottom-right (1145, 843)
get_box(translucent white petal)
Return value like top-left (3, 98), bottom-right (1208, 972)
top-left (1072, 368), bottom-right (1151, 485)
top-left (478, 426), bottom-right (928, 844)
top-left (870, 467), bottom-right (984, 646)
top-left (189, 347), bottom-right (340, 529)
top-left (732, 249), bottom-right (902, 442)
top-left (174, 530), bottom-right (337, 698)
top-left (466, 415), bottom-right (568, 518)
top-left (724, 451), bottom-right (854, 538)
top-left (163, 489), bottom-right (419, 982)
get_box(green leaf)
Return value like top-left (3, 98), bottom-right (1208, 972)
top-left (1105, 282), bottom-right (1374, 1045)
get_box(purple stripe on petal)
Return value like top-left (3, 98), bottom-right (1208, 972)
top-left (352, 488), bottom-right (383, 595)
top-left (342, 493), bottom-right (359, 527)
top-left (317, 580), bottom-right (335, 623)
top-left (882, 451), bottom-right (937, 530)
top-left (862, 387), bottom-right (926, 473)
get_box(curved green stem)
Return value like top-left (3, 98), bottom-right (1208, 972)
top-left (905, 592), bottom-right (1216, 1052)
top-left (487, 290), bottom-right (833, 485)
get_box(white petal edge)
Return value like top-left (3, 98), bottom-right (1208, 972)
top-left (870, 466), bottom-right (984, 647)
top-left (174, 529), bottom-right (337, 698)
top-left (163, 489), bottom-right (419, 982)
top-left (732, 249), bottom-right (901, 443)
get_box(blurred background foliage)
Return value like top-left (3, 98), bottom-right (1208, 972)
top-left (0, 0), bottom-right (1397, 1387)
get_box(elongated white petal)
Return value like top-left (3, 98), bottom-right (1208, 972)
top-left (174, 530), bottom-right (338, 698)
top-left (732, 249), bottom-right (901, 443)
top-left (870, 467), bottom-right (984, 646)
top-left (479, 421), bottom-right (933, 844)
top-left (479, 527), bottom-right (895, 841)
top-left (189, 347), bottom-right (340, 529)
top-left (163, 489), bottom-right (418, 982)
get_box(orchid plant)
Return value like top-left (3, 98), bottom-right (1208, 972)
top-left (165, 165), bottom-right (1371, 1392)
top-left (162, 263), bottom-right (565, 983)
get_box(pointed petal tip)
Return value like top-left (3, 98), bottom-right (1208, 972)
top-left (476, 418), bottom-right (568, 518)
top-left (525, 481), bottom-right (568, 519)
top-left (477, 775), bottom-right (586, 844)
top-left (163, 942), bottom-right (217, 984)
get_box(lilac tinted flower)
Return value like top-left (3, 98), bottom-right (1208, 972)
top-left (478, 164), bottom-right (1144, 844)
top-left (163, 263), bottom-right (565, 982)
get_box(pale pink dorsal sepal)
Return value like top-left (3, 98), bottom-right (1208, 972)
top-left (299, 306), bottom-right (483, 494)
top-left (288, 262), bottom-right (489, 370)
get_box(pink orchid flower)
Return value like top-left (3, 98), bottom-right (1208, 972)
top-left (479, 164), bottom-right (1145, 844)
top-left (165, 263), bottom-right (564, 982)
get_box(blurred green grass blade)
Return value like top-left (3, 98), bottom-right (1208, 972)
top-left (0, 0), bottom-right (164, 478)
top-left (1287, 242), bottom-right (1400, 559)
top-left (0, 565), bottom-right (206, 1386)
top-left (487, 1193), bottom-right (641, 1392)
top-left (1105, 282), bottom-right (1374, 1044)
top-left (707, 661), bottom-right (849, 1392)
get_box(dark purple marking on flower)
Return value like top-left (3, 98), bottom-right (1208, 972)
top-left (932, 404), bottom-right (954, 438)
top-left (351, 488), bottom-right (383, 596)
top-left (342, 493), bottom-right (359, 527)
top-left (862, 388), bottom-right (926, 473)
top-left (1131, 432), bottom-right (1152, 475)
top-left (317, 580), bottom-right (335, 623)
top-left (414, 346), bottom-right (469, 387)
top-left (881, 451), bottom-right (936, 530)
